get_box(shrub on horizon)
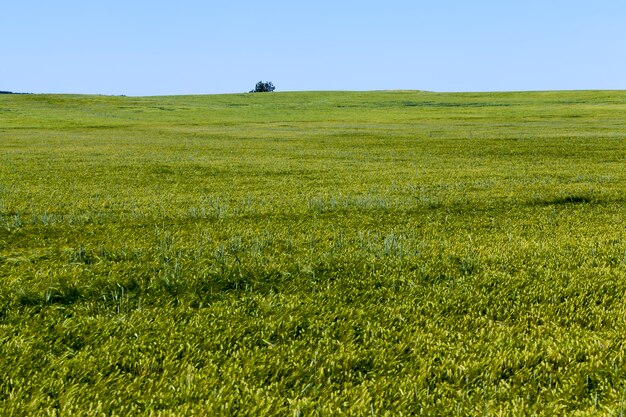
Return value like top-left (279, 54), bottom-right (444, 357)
top-left (249, 81), bottom-right (275, 93)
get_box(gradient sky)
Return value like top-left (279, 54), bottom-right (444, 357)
top-left (3, 0), bottom-right (626, 96)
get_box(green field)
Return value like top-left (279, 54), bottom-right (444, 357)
top-left (1, 90), bottom-right (625, 415)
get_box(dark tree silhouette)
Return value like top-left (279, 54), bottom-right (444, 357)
top-left (250, 81), bottom-right (275, 93)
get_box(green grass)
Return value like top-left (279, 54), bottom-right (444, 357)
top-left (1, 90), bottom-right (626, 415)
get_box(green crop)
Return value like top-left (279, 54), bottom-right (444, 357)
top-left (1, 90), bottom-right (625, 415)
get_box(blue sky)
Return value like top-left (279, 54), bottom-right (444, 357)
top-left (3, 0), bottom-right (626, 95)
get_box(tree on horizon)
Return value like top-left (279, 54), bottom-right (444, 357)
top-left (250, 81), bottom-right (275, 93)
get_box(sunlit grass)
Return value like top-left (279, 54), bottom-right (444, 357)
top-left (1, 90), bottom-right (626, 415)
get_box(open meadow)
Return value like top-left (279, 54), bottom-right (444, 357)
top-left (1, 90), bottom-right (626, 415)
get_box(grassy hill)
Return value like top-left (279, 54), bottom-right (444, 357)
top-left (1, 91), bottom-right (626, 415)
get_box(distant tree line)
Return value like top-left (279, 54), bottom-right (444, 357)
top-left (0, 91), bottom-right (30, 94)
top-left (249, 81), bottom-right (275, 93)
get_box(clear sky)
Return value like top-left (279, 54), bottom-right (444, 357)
top-left (3, 0), bottom-right (626, 96)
